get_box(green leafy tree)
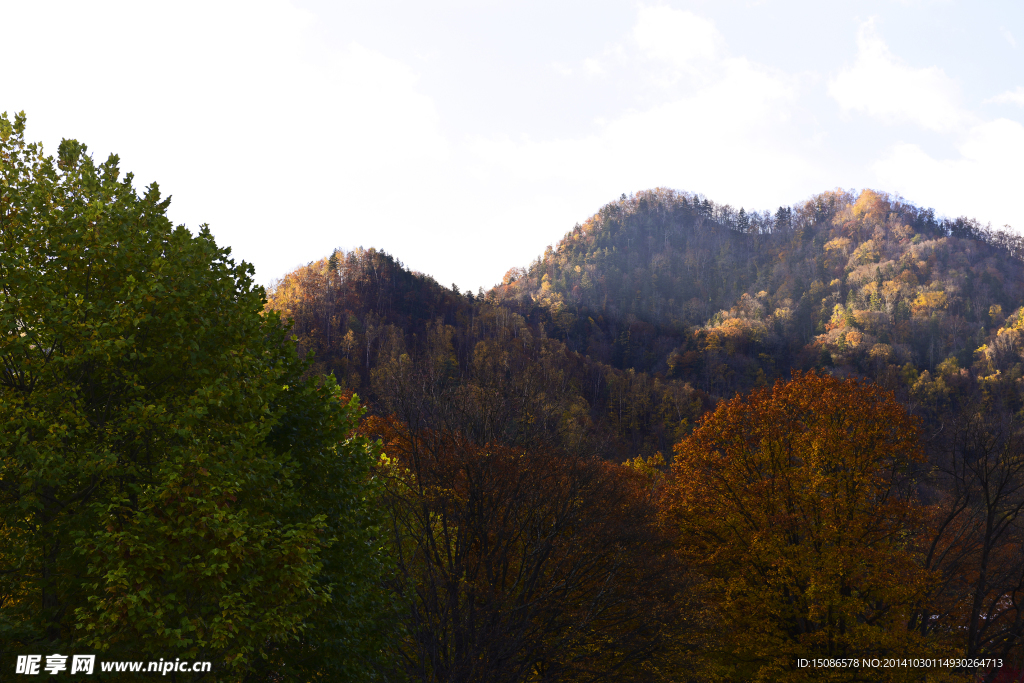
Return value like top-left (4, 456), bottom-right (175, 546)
top-left (0, 112), bottom-right (391, 680)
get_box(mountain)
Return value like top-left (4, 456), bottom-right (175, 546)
top-left (266, 187), bottom-right (1024, 459)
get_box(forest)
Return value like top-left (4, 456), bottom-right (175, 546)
top-left (267, 187), bottom-right (1024, 682)
top-left (4, 111), bottom-right (1024, 682)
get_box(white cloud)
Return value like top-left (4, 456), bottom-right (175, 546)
top-left (326, 44), bottom-right (449, 171)
top-left (1002, 27), bottom-right (1017, 48)
top-left (987, 86), bottom-right (1024, 107)
top-left (470, 55), bottom-right (815, 212)
top-left (632, 6), bottom-right (724, 75)
top-left (485, 7), bottom-right (815, 209)
top-left (445, 7), bottom-right (829, 284)
top-left (828, 18), bottom-right (965, 131)
top-left (873, 118), bottom-right (1024, 230)
top-left (552, 62), bottom-right (574, 77)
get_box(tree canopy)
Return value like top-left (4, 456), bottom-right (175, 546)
top-left (0, 112), bottom-right (389, 681)
top-left (665, 372), bottom-right (934, 681)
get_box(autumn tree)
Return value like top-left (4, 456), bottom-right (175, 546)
top-left (915, 406), bottom-right (1024, 681)
top-left (664, 372), bottom-right (935, 682)
top-left (367, 415), bottom-right (688, 683)
top-left (0, 113), bottom-right (390, 681)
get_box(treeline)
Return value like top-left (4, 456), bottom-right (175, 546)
top-left (356, 370), bottom-right (1024, 681)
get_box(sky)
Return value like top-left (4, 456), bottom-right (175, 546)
top-left (3, 0), bottom-right (1023, 292)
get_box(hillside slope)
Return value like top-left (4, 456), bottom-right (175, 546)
top-left (266, 187), bottom-right (1024, 459)
top-left (494, 187), bottom-right (1024, 396)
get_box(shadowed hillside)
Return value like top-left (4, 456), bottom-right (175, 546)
top-left (267, 187), bottom-right (1024, 459)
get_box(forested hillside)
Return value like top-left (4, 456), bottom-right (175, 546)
top-left (264, 187), bottom-right (1024, 681)
top-left (268, 187), bottom-right (1024, 459)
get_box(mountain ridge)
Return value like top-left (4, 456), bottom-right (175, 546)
top-left (266, 186), bottom-right (1024, 460)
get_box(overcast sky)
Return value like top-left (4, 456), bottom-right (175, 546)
top-left (4, 1), bottom-right (1023, 292)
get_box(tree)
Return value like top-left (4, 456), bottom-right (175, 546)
top-left (0, 112), bottom-right (390, 680)
top-left (664, 372), bottom-right (935, 682)
top-left (367, 415), bottom-right (687, 683)
top-left (915, 406), bottom-right (1024, 681)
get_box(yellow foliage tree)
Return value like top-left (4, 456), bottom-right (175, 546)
top-left (664, 372), bottom-right (938, 682)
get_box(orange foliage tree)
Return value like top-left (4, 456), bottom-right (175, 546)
top-left (366, 415), bottom-right (689, 682)
top-left (664, 372), bottom-right (936, 682)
